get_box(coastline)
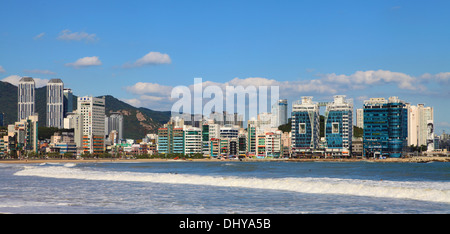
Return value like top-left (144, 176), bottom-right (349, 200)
top-left (0, 156), bottom-right (449, 164)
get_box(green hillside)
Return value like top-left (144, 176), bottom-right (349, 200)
top-left (0, 81), bottom-right (171, 139)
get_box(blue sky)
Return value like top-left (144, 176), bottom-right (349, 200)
top-left (1, 0), bottom-right (450, 133)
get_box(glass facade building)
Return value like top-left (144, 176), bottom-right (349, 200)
top-left (324, 95), bottom-right (353, 157)
top-left (291, 97), bottom-right (320, 157)
top-left (363, 97), bottom-right (408, 158)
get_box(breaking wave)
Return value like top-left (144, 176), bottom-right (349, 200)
top-left (14, 164), bottom-right (450, 204)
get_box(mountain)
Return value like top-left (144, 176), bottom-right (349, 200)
top-left (0, 81), bottom-right (171, 139)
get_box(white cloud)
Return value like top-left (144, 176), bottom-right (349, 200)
top-left (125, 82), bottom-right (173, 95)
top-left (122, 70), bottom-right (450, 111)
top-left (324, 70), bottom-right (417, 90)
top-left (24, 69), bottom-right (56, 75)
top-left (121, 98), bottom-right (144, 108)
top-left (33, 32), bottom-right (45, 40)
top-left (421, 72), bottom-right (450, 83)
top-left (123, 52), bottom-right (172, 68)
top-left (1, 75), bottom-right (49, 88)
top-left (0, 65), bottom-right (5, 73)
top-left (65, 56), bottom-right (102, 68)
top-left (57, 29), bottom-right (98, 42)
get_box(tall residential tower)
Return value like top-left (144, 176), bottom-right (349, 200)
top-left (291, 96), bottom-right (320, 157)
top-left (46, 79), bottom-right (64, 128)
top-left (271, 99), bottom-right (288, 128)
top-left (18, 77), bottom-right (35, 121)
top-left (324, 95), bottom-right (353, 157)
top-left (78, 96), bottom-right (106, 154)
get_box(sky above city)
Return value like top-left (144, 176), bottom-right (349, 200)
top-left (1, 0), bottom-right (450, 133)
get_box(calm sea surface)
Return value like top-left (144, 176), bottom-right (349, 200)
top-left (0, 161), bottom-right (449, 213)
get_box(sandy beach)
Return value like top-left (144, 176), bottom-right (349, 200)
top-left (0, 156), bottom-right (449, 164)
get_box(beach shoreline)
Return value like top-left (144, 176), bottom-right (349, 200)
top-left (0, 156), bottom-right (449, 164)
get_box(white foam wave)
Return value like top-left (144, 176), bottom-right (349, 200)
top-left (14, 165), bottom-right (450, 204)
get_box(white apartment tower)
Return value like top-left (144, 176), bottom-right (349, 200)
top-left (106, 112), bottom-right (124, 140)
top-left (46, 79), bottom-right (64, 128)
top-left (408, 104), bottom-right (434, 147)
top-left (78, 96), bottom-right (106, 154)
top-left (271, 99), bottom-right (288, 128)
top-left (18, 77), bottom-right (35, 121)
top-left (356, 108), bottom-right (364, 129)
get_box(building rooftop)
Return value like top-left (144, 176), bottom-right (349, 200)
top-left (19, 77), bottom-right (34, 83)
top-left (48, 78), bottom-right (63, 84)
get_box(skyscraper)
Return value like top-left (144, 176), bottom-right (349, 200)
top-left (18, 77), bottom-right (35, 121)
top-left (271, 99), bottom-right (288, 128)
top-left (106, 112), bottom-right (124, 141)
top-left (78, 96), bottom-right (106, 154)
top-left (63, 88), bottom-right (73, 117)
top-left (363, 97), bottom-right (408, 158)
top-left (324, 95), bottom-right (353, 157)
top-left (46, 79), bottom-right (64, 128)
top-left (408, 104), bottom-right (433, 147)
top-left (291, 96), bottom-right (320, 157)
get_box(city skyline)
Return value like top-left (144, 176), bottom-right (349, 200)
top-left (1, 0), bottom-right (450, 134)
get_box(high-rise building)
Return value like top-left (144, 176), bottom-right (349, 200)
top-left (356, 108), bottom-right (364, 129)
top-left (184, 126), bottom-right (202, 155)
top-left (106, 112), bottom-right (124, 140)
top-left (291, 96), bottom-right (320, 157)
top-left (324, 95), bottom-right (353, 157)
top-left (63, 88), bottom-right (73, 117)
top-left (157, 119), bottom-right (185, 154)
top-left (18, 77), bottom-right (35, 121)
top-left (363, 97), bottom-right (408, 158)
top-left (246, 119), bottom-right (257, 155)
top-left (408, 104), bottom-right (433, 147)
top-left (265, 130), bottom-right (282, 157)
top-left (64, 112), bottom-right (83, 149)
top-left (271, 99), bottom-right (288, 128)
top-left (78, 96), bottom-right (105, 154)
top-left (9, 114), bottom-right (39, 154)
top-left (46, 79), bottom-right (64, 128)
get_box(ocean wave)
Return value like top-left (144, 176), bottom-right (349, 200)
top-left (13, 165), bottom-right (450, 204)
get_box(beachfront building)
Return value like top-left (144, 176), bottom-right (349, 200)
top-left (201, 123), bottom-right (210, 156)
top-left (408, 104), bottom-right (434, 147)
top-left (324, 95), bottom-right (353, 157)
top-left (291, 96), bottom-right (320, 157)
top-left (157, 120), bottom-right (185, 155)
top-left (184, 126), bottom-right (202, 155)
top-left (271, 99), bottom-right (288, 128)
top-left (78, 96), bottom-right (106, 154)
top-left (219, 125), bottom-right (239, 139)
top-left (265, 130), bottom-right (282, 158)
top-left (7, 114), bottom-right (39, 156)
top-left (238, 134), bottom-right (247, 156)
top-left (247, 119), bottom-right (257, 156)
top-left (363, 97), bottom-right (408, 158)
top-left (46, 79), bottom-right (64, 129)
top-left (18, 77), bottom-right (35, 121)
top-left (256, 133), bottom-right (266, 157)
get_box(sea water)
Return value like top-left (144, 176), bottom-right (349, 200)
top-left (0, 161), bottom-right (449, 214)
